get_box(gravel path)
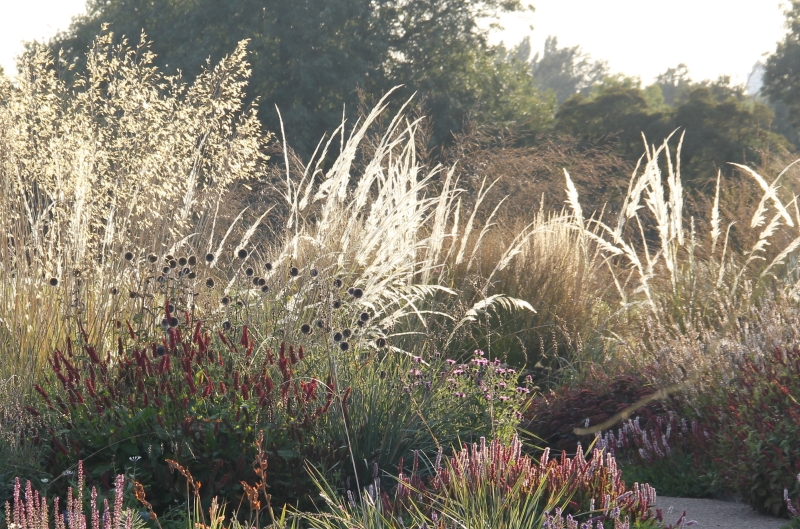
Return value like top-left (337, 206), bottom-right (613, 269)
top-left (655, 496), bottom-right (788, 528)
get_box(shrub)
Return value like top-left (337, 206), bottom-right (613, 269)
top-left (35, 318), bottom-right (336, 514)
top-left (702, 346), bottom-right (800, 516)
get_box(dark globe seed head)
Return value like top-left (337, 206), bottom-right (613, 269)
top-left (187, 272), bottom-right (196, 279)
top-left (353, 288), bottom-right (363, 299)
top-left (161, 318), bottom-right (169, 329)
top-left (182, 267), bottom-right (190, 275)
top-left (376, 338), bottom-right (387, 348)
top-left (300, 324), bottom-right (311, 334)
top-left (166, 302), bottom-right (174, 312)
top-left (147, 254), bottom-right (158, 263)
top-left (380, 370), bottom-right (386, 379)
top-left (206, 278), bottom-right (215, 288)
top-left (253, 277), bottom-right (260, 285)
top-left (110, 287), bottom-right (118, 295)
top-left (221, 296), bottom-right (230, 306)
top-left (187, 255), bottom-right (197, 266)
top-left (124, 251), bottom-right (134, 261)
top-left (347, 287), bottom-right (354, 295)
top-left (236, 300), bottom-right (244, 307)
top-left (129, 291), bottom-right (138, 299)
top-left (332, 300), bottom-right (342, 309)
top-left (333, 278), bottom-right (342, 288)
top-left (357, 320), bottom-right (365, 327)
top-left (169, 317), bottom-right (179, 328)
top-left (178, 257), bottom-right (188, 266)
top-left (360, 312), bottom-right (370, 322)
top-left (205, 253), bottom-right (215, 263)
top-left (48, 277), bottom-right (59, 286)
top-left (310, 268), bottom-right (318, 277)
top-left (222, 320), bottom-right (231, 330)
top-left (289, 266), bottom-right (299, 277)
top-left (339, 342), bottom-right (350, 351)
top-left (316, 319), bottom-right (325, 328)
top-left (265, 262), bottom-right (273, 271)
top-left (165, 254), bottom-right (175, 262)
top-left (342, 329), bottom-right (352, 339)
top-left (257, 278), bottom-right (266, 286)
top-left (333, 332), bottom-right (343, 342)
top-left (162, 266), bottom-right (171, 274)
top-left (169, 260), bottom-right (178, 269)
top-left (156, 345), bottom-right (166, 356)
top-left (261, 285), bottom-right (269, 293)
top-left (245, 267), bottom-right (254, 277)
top-left (237, 249), bottom-right (248, 259)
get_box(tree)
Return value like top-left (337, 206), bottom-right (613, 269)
top-left (655, 63), bottom-right (692, 106)
top-left (763, 1), bottom-right (800, 132)
top-left (45, 0), bottom-right (545, 154)
top-left (525, 36), bottom-right (608, 105)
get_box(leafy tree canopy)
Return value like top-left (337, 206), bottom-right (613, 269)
top-left (555, 73), bottom-right (792, 188)
top-left (45, 0), bottom-right (549, 154)
top-left (764, 1), bottom-right (800, 132)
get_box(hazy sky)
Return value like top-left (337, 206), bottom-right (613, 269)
top-left (0, 0), bottom-right (790, 86)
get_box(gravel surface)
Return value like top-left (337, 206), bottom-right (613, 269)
top-left (655, 496), bottom-right (788, 528)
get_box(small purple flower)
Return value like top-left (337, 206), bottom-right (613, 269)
top-left (499, 396), bottom-right (510, 402)
top-left (516, 387), bottom-right (530, 394)
top-left (409, 369), bottom-right (423, 377)
top-left (498, 382), bottom-right (506, 388)
top-left (412, 355), bottom-right (422, 363)
top-left (485, 394), bottom-right (492, 400)
top-left (454, 391), bottom-right (466, 398)
top-left (446, 359), bottom-right (456, 365)
top-left (453, 369), bottom-right (464, 375)
top-left (474, 349), bottom-right (485, 356)
top-left (526, 374), bottom-right (533, 382)
top-left (495, 368), bottom-right (506, 374)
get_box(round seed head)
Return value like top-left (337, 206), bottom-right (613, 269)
top-left (310, 268), bottom-right (318, 277)
top-left (333, 332), bottom-right (343, 342)
top-left (347, 287), bottom-right (354, 296)
top-left (129, 291), bottom-right (138, 299)
top-left (187, 272), bottom-right (196, 279)
top-left (332, 300), bottom-right (342, 309)
top-left (339, 342), bottom-right (350, 351)
top-left (300, 324), bottom-right (311, 334)
top-left (147, 254), bottom-right (158, 263)
top-left (124, 251), bottom-right (134, 261)
top-left (357, 320), bottom-right (365, 327)
top-left (353, 288), bottom-right (363, 299)
top-left (257, 278), bottom-right (266, 286)
top-left (237, 248), bottom-right (248, 259)
top-left (162, 266), bottom-right (171, 274)
top-left (289, 266), bottom-right (299, 277)
top-left (48, 277), bottom-right (59, 286)
top-left (261, 285), bottom-right (269, 293)
top-left (253, 277), bottom-right (261, 285)
top-left (265, 262), bottom-right (273, 271)
top-left (156, 345), bottom-right (166, 357)
top-left (342, 329), bottom-right (352, 339)
top-left (376, 338), bottom-right (387, 348)
top-left (169, 260), bottom-right (178, 269)
top-left (333, 278), bottom-right (342, 288)
top-left (165, 254), bottom-right (175, 262)
top-left (178, 257), bottom-right (188, 266)
top-left (161, 318), bottom-right (169, 329)
top-left (169, 317), bottom-right (179, 328)
top-left (316, 319), bottom-right (325, 328)
top-left (245, 267), bottom-right (254, 277)
top-left (187, 255), bottom-right (197, 266)
top-left (110, 287), bottom-right (118, 295)
top-left (236, 300), bottom-right (244, 307)
top-left (205, 253), bottom-right (215, 263)
top-left (222, 320), bottom-right (231, 330)
top-left (206, 278), bottom-right (215, 288)
top-left (221, 296), bottom-right (230, 306)
top-left (182, 267), bottom-right (191, 275)
top-left (360, 312), bottom-right (370, 322)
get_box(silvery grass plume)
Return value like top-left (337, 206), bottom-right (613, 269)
top-left (266, 88), bottom-right (537, 355)
top-left (0, 30), bottom-right (269, 382)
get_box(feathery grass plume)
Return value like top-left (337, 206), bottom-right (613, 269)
top-left (0, 29), bottom-right (270, 385)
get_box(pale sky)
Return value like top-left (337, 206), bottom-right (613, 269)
top-left (0, 0), bottom-right (790, 88)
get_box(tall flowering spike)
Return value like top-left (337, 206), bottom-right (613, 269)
top-left (91, 487), bottom-right (100, 529)
top-left (113, 475), bottom-right (125, 529)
